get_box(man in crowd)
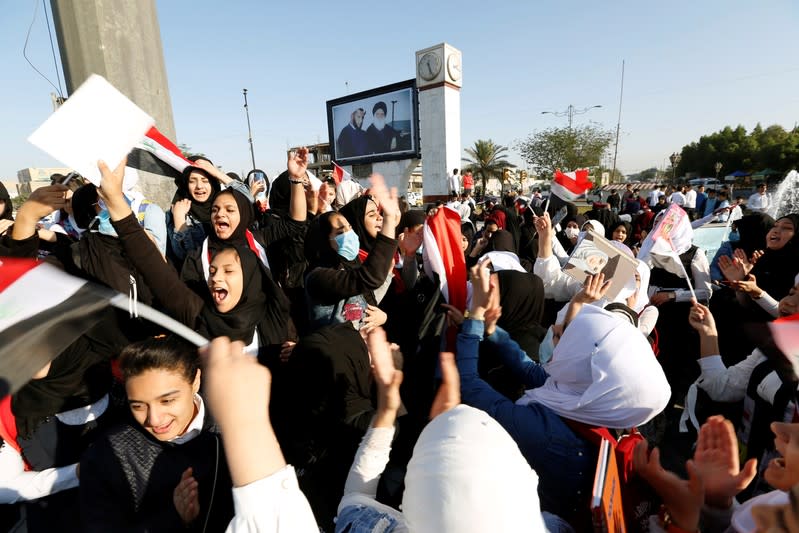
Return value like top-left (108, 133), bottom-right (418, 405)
top-left (337, 108), bottom-right (367, 158)
top-left (448, 168), bottom-right (460, 196)
top-left (461, 170), bottom-right (474, 197)
top-left (607, 189), bottom-right (621, 213)
top-left (683, 183), bottom-right (697, 219)
top-left (703, 188), bottom-right (718, 217)
top-left (647, 184), bottom-right (662, 207)
top-left (695, 184), bottom-right (708, 218)
top-left (669, 184), bottom-right (686, 207)
top-left (365, 102), bottom-right (399, 154)
top-left (747, 182), bottom-right (770, 213)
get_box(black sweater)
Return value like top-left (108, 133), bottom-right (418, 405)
top-left (79, 417), bottom-right (233, 532)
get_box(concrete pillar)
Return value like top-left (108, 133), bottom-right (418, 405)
top-left (50, 0), bottom-right (177, 208)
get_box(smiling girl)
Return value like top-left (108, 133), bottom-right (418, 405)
top-left (79, 337), bottom-right (233, 532)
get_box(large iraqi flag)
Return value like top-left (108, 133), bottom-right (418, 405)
top-left (127, 126), bottom-right (193, 182)
top-left (0, 258), bottom-right (207, 398)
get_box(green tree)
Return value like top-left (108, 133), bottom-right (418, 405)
top-left (178, 143), bottom-right (206, 160)
top-left (515, 124), bottom-right (614, 178)
top-left (462, 139), bottom-right (513, 194)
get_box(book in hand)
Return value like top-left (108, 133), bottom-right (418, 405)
top-left (562, 228), bottom-right (639, 301)
top-left (592, 438), bottom-right (626, 533)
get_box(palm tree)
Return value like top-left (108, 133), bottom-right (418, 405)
top-left (462, 139), bottom-right (514, 195)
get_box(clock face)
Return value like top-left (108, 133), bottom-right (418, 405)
top-left (446, 53), bottom-right (462, 81)
top-left (419, 52), bottom-right (442, 81)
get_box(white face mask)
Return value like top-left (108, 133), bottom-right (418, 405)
top-left (564, 227), bottom-right (579, 239)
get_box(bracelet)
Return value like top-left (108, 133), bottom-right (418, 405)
top-left (289, 179), bottom-right (305, 185)
top-left (659, 505), bottom-right (697, 533)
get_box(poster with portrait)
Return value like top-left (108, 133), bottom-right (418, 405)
top-left (327, 79), bottom-right (419, 165)
top-left (562, 228), bottom-right (639, 301)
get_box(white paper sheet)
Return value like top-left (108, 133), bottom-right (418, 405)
top-left (28, 74), bottom-right (154, 187)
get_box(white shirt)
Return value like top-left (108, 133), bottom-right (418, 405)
top-left (748, 191), bottom-right (770, 212)
top-left (447, 173), bottom-right (460, 193)
top-left (684, 189), bottom-right (697, 209)
top-left (170, 394), bottom-right (205, 445)
top-left (647, 190), bottom-right (661, 206)
top-left (669, 191), bottom-right (686, 206)
top-left (0, 394), bottom-right (109, 504)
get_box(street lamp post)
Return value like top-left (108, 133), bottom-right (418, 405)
top-left (243, 88), bottom-right (256, 171)
top-left (541, 104), bottom-right (602, 128)
top-left (669, 152), bottom-right (681, 186)
top-left (715, 161), bottom-right (723, 181)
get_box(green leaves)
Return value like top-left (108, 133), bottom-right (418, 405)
top-left (515, 125), bottom-right (613, 178)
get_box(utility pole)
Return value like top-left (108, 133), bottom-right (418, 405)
top-left (611, 60), bottom-right (625, 183)
top-left (243, 88), bottom-right (256, 170)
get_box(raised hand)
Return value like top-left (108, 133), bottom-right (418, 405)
top-left (173, 467), bottom-right (200, 526)
top-left (361, 305), bottom-right (388, 334)
top-left (574, 273), bottom-right (611, 304)
top-left (733, 248), bottom-right (755, 276)
top-left (369, 174), bottom-right (400, 227)
top-left (279, 341), bottom-right (296, 363)
top-left (533, 211), bottom-right (553, 241)
top-left (171, 199), bottom-right (192, 229)
top-left (287, 147), bottom-right (309, 180)
top-left (429, 351), bottom-right (460, 420)
top-left (469, 259), bottom-right (493, 316)
top-left (367, 327), bottom-right (403, 428)
top-left (688, 301), bottom-right (718, 337)
top-left (694, 415), bottom-right (757, 508)
top-left (718, 254), bottom-right (746, 282)
top-left (12, 184), bottom-right (70, 240)
top-left (731, 274), bottom-right (763, 298)
top-left (633, 440), bottom-right (704, 532)
top-left (441, 303), bottom-right (465, 328)
top-left (399, 226), bottom-right (423, 257)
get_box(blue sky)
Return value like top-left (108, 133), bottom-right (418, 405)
top-left (1, 0), bottom-right (797, 183)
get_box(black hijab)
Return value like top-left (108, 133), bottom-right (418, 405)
top-left (496, 270), bottom-right (547, 358)
top-left (268, 171), bottom-right (292, 214)
top-left (209, 189), bottom-right (256, 251)
top-left (12, 332), bottom-right (111, 439)
top-left (0, 182), bottom-right (12, 221)
top-left (339, 195), bottom-right (379, 254)
top-left (197, 244), bottom-right (289, 347)
top-left (751, 214), bottom-right (799, 300)
top-left (72, 183), bottom-right (99, 230)
top-left (733, 213), bottom-right (775, 258)
top-left (172, 166), bottom-right (221, 225)
top-left (304, 211), bottom-right (345, 269)
top-left (488, 229), bottom-right (515, 253)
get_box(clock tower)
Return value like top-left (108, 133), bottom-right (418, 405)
top-left (415, 43), bottom-right (462, 202)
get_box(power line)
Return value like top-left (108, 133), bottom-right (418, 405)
top-left (22, 0), bottom-right (63, 99)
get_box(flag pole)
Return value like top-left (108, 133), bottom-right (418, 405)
top-left (109, 294), bottom-right (208, 347)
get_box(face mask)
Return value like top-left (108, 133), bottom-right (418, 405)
top-left (335, 230), bottom-right (360, 261)
top-left (538, 326), bottom-right (556, 365)
top-left (728, 231), bottom-right (740, 243)
top-left (92, 209), bottom-right (118, 237)
top-left (564, 227), bottom-right (579, 239)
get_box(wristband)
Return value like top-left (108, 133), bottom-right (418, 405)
top-left (289, 179), bottom-right (304, 185)
top-left (659, 505), bottom-right (697, 533)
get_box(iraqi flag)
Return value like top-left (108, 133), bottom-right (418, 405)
top-left (332, 162), bottom-right (353, 185)
top-left (422, 207), bottom-right (468, 350)
top-left (0, 258), bottom-right (207, 398)
top-left (127, 126), bottom-right (192, 183)
top-left (551, 168), bottom-right (592, 202)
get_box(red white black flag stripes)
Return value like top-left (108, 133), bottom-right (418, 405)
top-left (126, 126), bottom-right (193, 181)
top-left (551, 168), bottom-right (592, 202)
top-left (770, 313), bottom-right (799, 379)
top-left (0, 258), bottom-right (207, 398)
top-left (422, 207), bottom-right (468, 313)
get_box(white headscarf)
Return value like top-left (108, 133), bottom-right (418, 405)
top-left (403, 405), bottom-right (546, 533)
top-left (630, 260), bottom-right (651, 313)
top-left (334, 179), bottom-right (364, 209)
top-left (517, 305), bottom-right (670, 429)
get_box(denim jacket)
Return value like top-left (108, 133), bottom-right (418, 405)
top-left (456, 320), bottom-right (595, 520)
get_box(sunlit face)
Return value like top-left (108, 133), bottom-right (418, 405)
top-left (208, 248), bottom-right (244, 312)
top-left (212, 193), bottom-right (241, 240)
top-left (612, 225), bottom-right (627, 242)
top-left (363, 199), bottom-right (383, 238)
top-left (764, 422), bottom-right (799, 491)
top-left (351, 109), bottom-right (364, 128)
top-left (766, 218), bottom-right (796, 251)
top-left (328, 213), bottom-right (352, 251)
top-left (322, 184), bottom-right (336, 204)
top-left (779, 283), bottom-right (799, 317)
top-left (188, 171), bottom-right (212, 202)
top-left (126, 368), bottom-right (200, 442)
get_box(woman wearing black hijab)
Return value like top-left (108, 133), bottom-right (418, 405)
top-left (99, 159), bottom-right (292, 357)
top-left (0, 182), bottom-right (12, 222)
top-left (304, 178), bottom-right (400, 333)
top-left (710, 212), bottom-right (774, 281)
top-left (166, 165), bottom-right (221, 264)
top-left (338, 194), bottom-right (382, 258)
top-left (1, 317), bottom-right (125, 532)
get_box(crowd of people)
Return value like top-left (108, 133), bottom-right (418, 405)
top-left (1, 152), bottom-right (799, 533)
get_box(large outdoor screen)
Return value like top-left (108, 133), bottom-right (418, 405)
top-left (327, 79), bottom-right (419, 165)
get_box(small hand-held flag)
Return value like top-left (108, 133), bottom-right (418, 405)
top-left (332, 162), bottom-right (353, 185)
top-left (551, 168), bottom-right (592, 202)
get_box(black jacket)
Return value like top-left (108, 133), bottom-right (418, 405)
top-left (79, 414), bottom-right (233, 532)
